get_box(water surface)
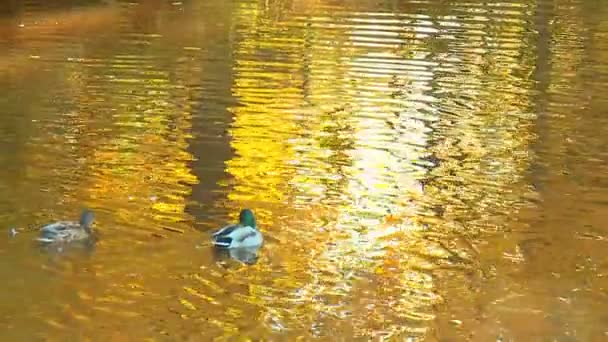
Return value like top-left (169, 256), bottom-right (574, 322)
top-left (1, 0), bottom-right (607, 340)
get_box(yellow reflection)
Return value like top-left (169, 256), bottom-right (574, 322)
top-left (1, 0), bottom-right (544, 339)
top-left (218, 0), bottom-right (540, 338)
top-left (57, 47), bottom-right (200, 240)
top-left (222, 1), bottom-right (441, 338)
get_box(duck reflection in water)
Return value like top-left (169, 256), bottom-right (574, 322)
top-left (213, 246), bottom-right (260, 265)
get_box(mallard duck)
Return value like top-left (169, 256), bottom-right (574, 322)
top-left (37, 209), bottom-right (95, 243)
top-left (212, 209), bottom-right (263, 249)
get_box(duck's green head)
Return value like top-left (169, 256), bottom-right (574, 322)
top-left (239, 209), bottom-right (256, 228)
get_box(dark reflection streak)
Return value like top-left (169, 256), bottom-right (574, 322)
top-left (302, 20), bottom-right (313, 106)
top-left (416, 9), bottom-right (442, 215)
top-left (185, 2), bottom-right (235, 230)
top-left (319, 108), bottom-right (353, 204)
top-left (528, 0), bottom-right (553, 190)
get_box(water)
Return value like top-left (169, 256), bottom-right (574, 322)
top-left (1, 0), bottom-right (607, 340)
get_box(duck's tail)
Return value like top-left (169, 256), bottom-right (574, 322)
top-left (212, 237), bottom-right (232, 248)
top-left (36, 236), bottom-right (55, 243)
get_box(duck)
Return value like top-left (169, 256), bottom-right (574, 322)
top-left (37, 209), bottom-right (95, 243)
top-left (212, 209), bottom-right (263, 249)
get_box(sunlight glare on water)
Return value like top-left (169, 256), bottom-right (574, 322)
top-left (0, 0), bottom-right (607, 340)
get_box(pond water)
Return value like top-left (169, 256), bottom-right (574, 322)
top-left (1, 0), bottom-right (607, 340)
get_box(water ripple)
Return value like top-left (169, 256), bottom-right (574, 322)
top-left (1, 0), bottom-right (607, 340)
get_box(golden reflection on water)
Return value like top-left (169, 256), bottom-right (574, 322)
top-left (222, 1), bottom-right (457, 338)
top-left (0, 0), bottom-right (607, 340)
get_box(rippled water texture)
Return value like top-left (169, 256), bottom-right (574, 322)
top-left (1, 0), bottom-right (607, 340)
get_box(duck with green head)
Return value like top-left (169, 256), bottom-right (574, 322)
top-left (37, 209), bottom-right (96, 244)
top-left (212, 209), bottom-right (263, 249)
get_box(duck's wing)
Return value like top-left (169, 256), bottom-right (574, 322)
top-left (212, 224), bottom-right (240, 247)
top-left (212, 225), bottom-right (259, 248)
top-left (235, 228), bottom-right (258, 243)
top-left (40, 221), bottom-right (70, 234)
top-left (212, 223), bottom-right (240, 237)
top-left (38, 221), bottom-right (82, 242)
